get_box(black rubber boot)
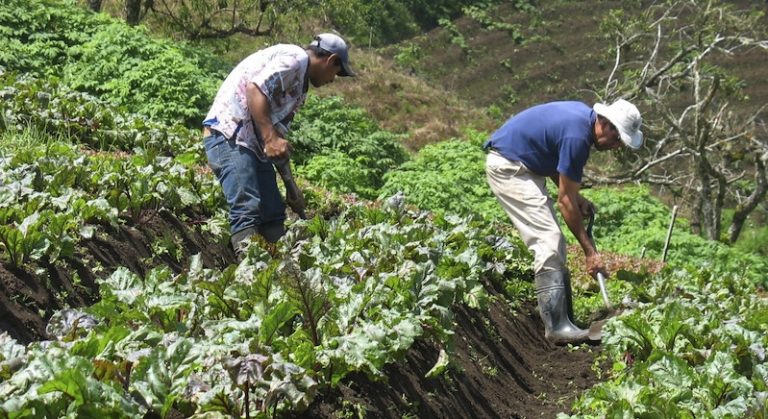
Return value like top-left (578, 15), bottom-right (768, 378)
top-left (258, 221), bottom-right (286, 243)
top-left (535, 270), bottom-right (592, 345)
top-left (563, 270), bottom-right (576, 324)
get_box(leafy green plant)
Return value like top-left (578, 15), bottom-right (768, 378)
top-left (379, 129), bottom-right (502, 219)
top-left (64, 22), bottom-right (223, 125)
top-left (290, 95), bottom-right (380, 161)
top-left (291, 95), bottom-right (408, 196)
top-left (0, 196), bottom-right (529, 417)
top-left (581, 186), bottom-right (768, 286)
top-left (567, 264), bottom-right (768, 418)
top-left (0, 71), bottom-right (203, 154)
top-left (1, 0), bottom-right (227, 127)
top-left (393, 42), bottom-right (423, 69)
top-left (297, 151), bottom-right (377, 198)
top-left (0, 211), bottom-right (48, 268)
top-left (0, 0), bottom-right (109, 76)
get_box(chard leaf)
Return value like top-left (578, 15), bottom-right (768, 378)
top-left (0, 333), bottom-right (26, 375)
top-left (70, 325), bottom-right (131, 358)
top-left (131, 338), bottom-right (198, 418)
top-left (259, 301), bottom-right (298, 346)
top-left (225, 353), bottom-right (268, 386)
top-left (463, 284), bottom-right (489, 309)
top-left (425, 348), bottom-right (449, 378)
top-left (100, 268), bottom-right (144, 305)
top-left (279, 263), bottom-right (328, 347)
top-left (45, 309), bottom-right (98, 341)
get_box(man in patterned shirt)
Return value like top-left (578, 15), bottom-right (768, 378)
top-left (203, 33), bottom-right (355, 251)
top-left (484, 99), bottom-right (643, 345)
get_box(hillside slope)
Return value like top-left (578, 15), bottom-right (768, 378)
top-left (379, 0), bottom-right (768, 118)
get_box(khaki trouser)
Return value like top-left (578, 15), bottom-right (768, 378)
top-left (485, 151), bottom-right (566, 274)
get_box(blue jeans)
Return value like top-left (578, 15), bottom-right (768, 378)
top-left (204, 131), bottom-right (286, 237)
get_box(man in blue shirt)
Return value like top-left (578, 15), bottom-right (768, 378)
top-left (485, 99), bottom-right (643, 345)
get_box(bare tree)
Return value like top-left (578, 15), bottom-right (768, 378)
top-left (124, 0), bottom-right (142, 25)
top-left (729, 123), bottom-right (768, 243)
top-left (592, 0), bottom-right (768, 243)
top-left (148, 0), bottom-right (281, 40)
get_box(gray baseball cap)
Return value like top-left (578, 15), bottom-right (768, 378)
top-left (311, 33), bottom-right (356, 77)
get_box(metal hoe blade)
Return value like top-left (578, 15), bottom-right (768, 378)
top-left (596, 272), bottom-right (613, 310)
top-left (587, 213), bottom-right (612, 310)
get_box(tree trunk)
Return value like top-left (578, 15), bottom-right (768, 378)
top-left (125, 0), bottom-right (142, 25)
top-left (695, 161), bottom-right (712, 240)
top-left (729, 157), bottom-right (767, 243)
top-left (88, 0), bottom-right (102, 12)
top-left (712, 173), bottom-right (726, 242)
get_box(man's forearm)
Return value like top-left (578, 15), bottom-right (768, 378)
top-left (246, 83), bottom-right (277, 144)
top-left (559, 196), bottom-right (597, 257)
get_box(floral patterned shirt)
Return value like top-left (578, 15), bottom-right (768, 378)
top-left (203, 44), bottom-right (309, 158)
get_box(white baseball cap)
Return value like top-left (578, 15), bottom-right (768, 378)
top-left (593, 99), bottom-right (644, 149)
top-left (311, 33), bottom-right (356, 77)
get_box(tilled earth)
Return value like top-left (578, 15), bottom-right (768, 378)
top-left (306, 299), bottom-right (599, 419)
top-left (0, 210), bottom-right (599, 418)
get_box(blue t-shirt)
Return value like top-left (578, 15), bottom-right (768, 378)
top-left (484, 101), bottom-right (595, 183)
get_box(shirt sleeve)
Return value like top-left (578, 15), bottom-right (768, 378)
top-left (557, 137), bottom-right (590, 183)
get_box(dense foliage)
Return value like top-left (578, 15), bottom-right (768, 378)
top-left (291, 95), bottom-right (409, 199)
top-left (565, 265), bottom-right (768, 417)
top-left (582, 187), bottom-right (768, 287)
top-left (0, 192), bottom-right (529, 416)
top-left (0, 0), bottom-right (227, 126)
top-left (379, 129), bottom-right (503, 219)
top-left (0, 136), bottom-right (222, 269)
top-left (0, 71), bottom-right (203, 154)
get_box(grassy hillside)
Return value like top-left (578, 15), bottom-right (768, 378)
top-left (383, 0), bottom-right (768, 118)
top-left (312, 49), bottom-right (496, 150)
top-left (83, 0), bottom-right (767, 148)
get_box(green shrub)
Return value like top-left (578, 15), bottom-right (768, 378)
top-left (0, 0), bottom-right (226, 127)
top-left (379, 129), bottom-right (503, 219)
top-left (291, 95), bottom-right (408, 195)
top-left (0, 0), bottom-right (108, 75)
top-left (64, 22), bottom-right (223, 125)
top-left (296, 151), bottom-right (378, 198)
top-left (290, 95), bottom-right (379, 160)
top-left (582, 186), bottom-right (768, 285)
top-left (0, 71), bottom-right (202, 155)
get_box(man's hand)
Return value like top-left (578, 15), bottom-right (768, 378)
top-left (264, 136), bottom-right (290, 160)
top-left (557, 175), bottom-right (605, 277)
top-left (586, 252), bottom-right (608, 280)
